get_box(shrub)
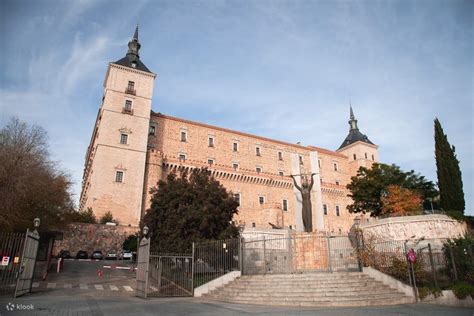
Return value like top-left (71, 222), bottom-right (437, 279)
top-left (451, 282), bottom-right (474, 299)
top-left (418, 286), bottom-right (442, 300)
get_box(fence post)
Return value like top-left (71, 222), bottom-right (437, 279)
top-left (327, 235), bottom-right (332, 273)
top-left (356, 230), bottom-right (363, 272)
top-left (428, 243), bottom-right (438, 288)
top-left (263, 236), bottom-right (266, 275)
top-left (448, 245), bottom-right (458, 281)
top-left (191, 242), bottom-right (195, 296)
top-left (410, 261), bottom-right (419, 302)
top-left (404, 242), bottom-right (413, 288)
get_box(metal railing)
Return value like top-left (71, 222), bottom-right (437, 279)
top-left (193, 239), bottom-right (240, 289)
top-left (0, 232), bottom-right (26, 295)
top-left (148, 253), bottom-right (193, 297)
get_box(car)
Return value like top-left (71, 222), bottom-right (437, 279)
top-left (105, 251), bottom-right (117, 260)
top-left (91, 250), bottom-right (103, 260)
top-left (76, 250), bottom-right (88, 259)
top-left (119, 250), bottom-right (133, 260)
top-left (58, 250), bottom-right (71, 259)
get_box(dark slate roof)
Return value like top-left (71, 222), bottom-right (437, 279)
top-left (114, 56), bottom-right (152, 73)
top-left (338, 128), bottom-right (374, 149)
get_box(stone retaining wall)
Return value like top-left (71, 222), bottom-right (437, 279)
top-left (52, 222), bottom-right (138, 256)
top-left (360, 214), bottom-right (467, 242)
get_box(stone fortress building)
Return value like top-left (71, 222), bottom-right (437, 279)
top-left (79, 27), bottom-right (379, 234)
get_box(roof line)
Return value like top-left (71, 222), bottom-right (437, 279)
top-left (152, 112), bottom-right (347, 158)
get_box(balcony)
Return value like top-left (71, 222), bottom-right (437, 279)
top-left (125, 88), bottom-right (136, 95)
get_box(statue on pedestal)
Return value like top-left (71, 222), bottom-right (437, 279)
top-left (290, 173), bottom-right (316, 232)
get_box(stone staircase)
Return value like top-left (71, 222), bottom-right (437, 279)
top-left (202, 272), bottom-right (414, 307)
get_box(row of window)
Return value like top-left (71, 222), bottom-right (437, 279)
top-left (323, 204), bottom-right (341, 216)
top-left (178, 131), bottom-right (315, 164)
top-left (353, 153), bottom-right (375, 161)
top-left (233, 193), bottom-right (289, 210)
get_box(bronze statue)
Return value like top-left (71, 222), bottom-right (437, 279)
top-left (290, 173), bottom-right (316, 232)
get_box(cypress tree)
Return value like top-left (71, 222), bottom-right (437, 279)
top-left (434, 118), bottom-right (465, 216)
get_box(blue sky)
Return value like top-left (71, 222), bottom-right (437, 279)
top-left (1, 0), bottom-right (473, 215)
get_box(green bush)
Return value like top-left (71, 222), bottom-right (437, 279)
top-left (451, 282), bottom-right (474, 299)
top-left (443, 236), bottom-right (474, 284)
top-left (418, 286), bottom-right (442, 300)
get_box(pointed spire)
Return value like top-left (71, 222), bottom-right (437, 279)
top-left (127, 24), bottom-right (141, 60)
top-left (133, 24), bottom-right (139, 41)
top-left (349, 105), bottom-right (358, 130)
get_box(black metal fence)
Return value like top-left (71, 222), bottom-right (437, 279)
top-left (193, 239), bottom-right (240, 289)
top-left (360, 235), bottom-right (474, 299)
top-left (0, 232), bottom-right (26, 295)
top-left (148, 253), bottom-right (193, 297)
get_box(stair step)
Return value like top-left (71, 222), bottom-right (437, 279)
top-left (206, 297), bottom-right (413, 307)
top-left (213, 288), bottom-right (399, 296)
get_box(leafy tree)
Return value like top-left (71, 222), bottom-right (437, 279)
top-left (347, 163), bottom-right (437, 217)
top-left (123, 234), bottom-right (138, 252)
top-left (143, 168), bottom-right (239, 253)
top-left (0, 117), bottom-right (74, 232)
top-left (381, 185), bottom-right (422, 216)
top-left (68, 207), bottom-right (97, 224)
top-left (434, 118), bottom-right (465, 217)
top-left (99, 211), bottom-right (115, 224)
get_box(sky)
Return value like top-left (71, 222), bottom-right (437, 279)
top-left (1, 0), bottom-right (473, 215)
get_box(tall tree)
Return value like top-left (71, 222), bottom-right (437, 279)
top-left (143, 168), bottom-right (239, 253)
top-left (347, 163), bottom-right (437, 217)
top-left (434, 118), bottom-right (465, 216)
top-left (0, 118), bottom-right (74, 232)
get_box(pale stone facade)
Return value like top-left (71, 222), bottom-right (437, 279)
top-left (80, 28), bottom-right (379, 234)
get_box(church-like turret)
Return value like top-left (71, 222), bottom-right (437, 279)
top-left (338, 106), bottom-right (374, 150)
top-left (337, 106), bottom-right (378, 176)
top-left (114, 25), bottom-right (152, 73)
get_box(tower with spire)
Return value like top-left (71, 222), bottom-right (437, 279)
top-left (79, 26), bottom-right (156, 226)
top-left (337, 106), bottom-right (378, 175)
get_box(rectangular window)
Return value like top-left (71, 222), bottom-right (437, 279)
top-left (252, 222), bottom-right (256, 228)
top-left (256, 147), bottom-right (261, 156)
top-left (323, 204), bottom-right (328, 215)
top-left (149, 126), bottom-right (156, 136)
top-left (289, 225), bottom-right (292, 229)
top-left (232, 163), bottom-right (239, 171)
top-left (259, 196), bottom-right (265, 205)
top-left (126, 81), bottom-right (135, 94)
top-left (365, 153), bottom-right (368, 159)
top-left (233, 142), bottom-right (238, 152)
top-left (115, 171), bottom-right (124, 183)
top-left (181, 131), bottom-right (187, 142)
top-left (120, 134), bottom-right (128, 144)
top-left (208, 137), bottom-right (214, 147)
top-left (372, 154), bottom-right (375, 161)
top-left (318, 159), bottom-right (321, 168)
top-left (278, 171), bottom-right (284, 176)
top-left (256, 167), bottom-right (262, 173)
top-left (179, 154), bottom-right (186, 162)
top-left (234, 193), bottom-right (241, 206)
top-left (335, 180), bottom-right (340, 186)
top-left (282, 199), bottom-right (288, 211)
top-left (353, 154), bottom-right (357, 160)
top-left (278, 151), bottom-right (283, 161)
top-left (124, 100), bottom-right (132, 113)
top-left (207, 159), bottom-right (214, 166)
top-left (333, 162), bottom-right (338, 171)
top-left (299, 155), bottom-right (303, 164)
top-left (336, 205), bottom-right (340, 216)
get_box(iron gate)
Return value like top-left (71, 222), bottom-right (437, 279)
top-left (147, 254), bottom-right (193, 297)
top-left (14, 229), bottom-right (40, 298)
top-left (242, 234), bottom-right (359, 275)
top-left (0, 229), bottom-right (40, 298)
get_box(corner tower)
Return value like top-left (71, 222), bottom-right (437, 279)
top-left (79, 26), bottom-right (156, 226)
top-left (337, 106), bottom-right (378, 176)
